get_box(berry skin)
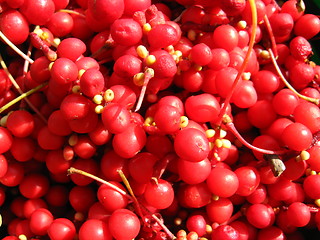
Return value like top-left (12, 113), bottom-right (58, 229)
top-left (0, 10), bottom-right (29, 45)
top-left (108, 209), bottom-right (140, 240)
top-left (185, 93), bottom-right (220, 123)
top-left (29, 208), bottom-right (54, 236)
top-left (47, 218), bottom-right (76, 240)
top-left (87, 0), bottom-right (124, 25)
top-left (79, 219), bottom-right (113, 240)
top-left (281, 122), bottom-right (313, 151)
top-left (294, 14), bottom-right (320, 39)
top-left (20, 0), bottom-right (55, 25)
top-left (111, 18), bottom-right (143, 46)
top-left (2, 1), bottom-right (320, 240)
top-left (0, 127), bottom-right (13, 154)
top-left (189, 43), bottom-right (213, 66)
top-left (6, 110), bottom-right (34, 138)
top-left (211, 225), bottom-right (240, 240)
top-left (80, 69), bottom-right (105, 98)
top-left (212, 25), bottom-right (239, 52)
top-left (148, 23), bottom-right (179, 49)
top-left (144, 179), bottom-right (174, 209)
top-left (174, 128), bottom-right (210, 162)
top-left (57, 38), bottom-right (87, 61)
top-left (206, 167), bottom-right (239, 198)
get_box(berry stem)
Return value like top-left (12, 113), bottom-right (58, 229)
top-left (97, 56), bottom-right (114, 65)
top-left (58, 9), bottom-right (86, 18)
top-left (135, 68), bottom-right (155, 112)
top-left (30, 32), bottom-right (57, 61)
top-left (223, 210), bottom-right (243, 225)
top-left (90, 35), bottom-right (114, 59)
top-left (216, 0), bottom-right (257, 126)
top-left (20, 43), bottom-right (32, 110)
top-left (67, 167), bottom-right (133, 200)
top-left (0, 31), bottom-right (34, 64)
top-left (223, 116), bottom-right (288, 155)
top-left (118, 170), bottom-right (145, 219)
top-left (0, 53), bottom-right (48, 123)
top-left (271, 0), bottom-right (281, 10)
top-left (69, 167), bottom-right (175, 239)
top-left (0, 82), bottom-right (47, 113)
top-left (268, 48), bottom-right (320, 105)
top-left (263, 15), bottom-right (278, 59)
top-left (151, 213), bottom-right (175, 239)
top-left (152, 153), bottom-right (175, 179)
top-left (22, 43), bottom-right (33, 78)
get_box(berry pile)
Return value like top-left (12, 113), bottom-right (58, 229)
top-left (0, 0), bottom-right (320, 239)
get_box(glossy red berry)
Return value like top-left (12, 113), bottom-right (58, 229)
top-left (294, 14), bottom-right (320, 40)
top-left (88, 0), bottom-right (124, 26)
top-left (79, 219), bottom-right (113, 240)
top-left (185, 93), bottom-right (220, 123)
top-left (112, 124), bottom-right (146, 158)
top-left (6, 110), bottom-right (34, 138)
top-left (207, 167), bottom-right (239, 198)
top-left (111, 18), bottom-right (142, 46)
top-left (50, 58), bottom-right (78, 85)
top-left (148, 23), bottom-right (179, 49)
top-left (144, 179), bottom-right (174, 209)
top-left (0, 10), bottom-right (29, 45)
top-left (19, 173), bottom-right (50, 199)
top-left (108, 208), bottom-right (140, 240)
top-left (57, 38), bottom-right (86, 61)
top-left (46, 12), bottom-right (74, 37)
top-left (47, 218), bottom-right (76, 240)
top-left (174, 128), bottom-right (210, 162)
top-left (281, 122), bottom-right (312, 151)
top-left (212, 24), bottom-right (239, 52)
top-left (20, 0), bottom-right (55, 25)
top-left (211, 224), bottom-right (240, 240)
top-left (29, 208), bottom-right (54, 235)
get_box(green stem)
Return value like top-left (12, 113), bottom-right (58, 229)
top-left (118, 170), bottom-right (145, 219)
top-left (0, 53), bottom-right (48, 123)
top-left (67, 167), bottom-right (133, 199)
top-left (58, 9), bottom-right (86, 18)
top-left (268, 48), bottom-right (320, 105)
top-left (0, 82), bottom-right (48, 114)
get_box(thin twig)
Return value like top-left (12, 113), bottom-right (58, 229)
top-left (0, 82), bottom-right (48, 114)
top-left (268, 49), bottom-right (320, 105)
top-left (67, 167), bottom-right (132, 199)
top-left (0, 54), bottom-right (48, 123)
top-left (216, 0), bottom-right (257, 126)
top-left (0, 31), bottom-right (34, 64)
top-left (118, 170), bottom-right (145, 219)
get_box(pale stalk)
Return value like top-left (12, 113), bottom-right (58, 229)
top-left (23, 43), bottom-right (33, 76)
top-left (0, 54), bottom-right (48, 123)
top-left (268, 49), bottom-right (319, 105)
top-left (0, 31), bottom-right (34, 64)
top-left (151, 214), bottom-right (175, 239)
top-left (118, 170), bottom-right (144, 219)
top-left (67, 167), bottom-right (132, 199)
top-left (58, 9), bottom-right (86, 18)
top-left (0, 82), bottom-right (48, 114)
top-left (225, 121), bottom-right (288, 155)
top-left (69, 168), bottom-right (176, 239)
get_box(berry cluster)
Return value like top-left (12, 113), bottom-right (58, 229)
top-left (0, 0), bottom-right (320, 239)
